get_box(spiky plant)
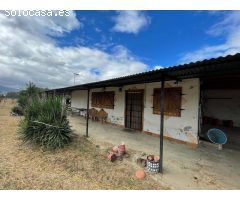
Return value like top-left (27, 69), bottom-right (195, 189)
top-left (19, 96), bottom-right (72, 150)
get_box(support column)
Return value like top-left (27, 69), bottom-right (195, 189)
top-left (159, 77), bottom-right (165, 173)
top-left (86, 88), bottom-right (90, 137)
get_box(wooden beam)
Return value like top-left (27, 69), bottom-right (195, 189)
top-left (159, 77), bottom-right (165, 173)
top-left (86, 88), bottom-right (90, 137)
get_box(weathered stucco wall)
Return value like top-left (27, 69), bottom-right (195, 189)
top-left (71, 90), bottom-right (88, 108)
top-left (203, 89), bottom-right (240, 127)
top-left (71, 78), bottom-right (200, 144)
top-left (143, 79), bottom-right (200, 144)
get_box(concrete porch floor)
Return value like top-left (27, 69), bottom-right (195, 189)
top-left (69, 115), bottom-right (240, 189)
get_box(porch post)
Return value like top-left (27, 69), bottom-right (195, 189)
top-left (86, 88), bottom-right (90, 137)
top-left (159, 76), bottom-right (165, 173)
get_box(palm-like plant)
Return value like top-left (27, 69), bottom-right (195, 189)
top-left (19, 96), bottom-right (72, 150)
top-left (18, 82), bottom-right (43, 110)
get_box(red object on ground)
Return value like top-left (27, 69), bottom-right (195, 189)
top-left (147, 155), bottom-right (154, 161)
top-left (118, 144), bottom-right (125, 155)
top-left (112, 146), bottom-right (118, 153)
top-left (154, 155), bottom-right (160, 162)
top-left (108, 152), bottom-right (117, 162)
top-left (135, 169), bottom-right (146, 179)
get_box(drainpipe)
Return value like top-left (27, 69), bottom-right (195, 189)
top-left (86, 87), bottom-right (90, 138)
top-left (159, 76), bottom-right (165, 173)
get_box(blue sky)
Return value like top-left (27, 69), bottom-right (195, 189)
top-left (56, 11), bottom-right (229, 67)
top-left (0, 10), bottom-right (240, 90)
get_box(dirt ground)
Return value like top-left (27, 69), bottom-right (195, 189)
top-left (0, 99), bottom-right (166, 189)
top-left (69, 115), bottom-right (240, 189)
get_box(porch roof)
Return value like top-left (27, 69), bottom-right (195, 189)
top-left (46, 53), bottom-right (240, 92)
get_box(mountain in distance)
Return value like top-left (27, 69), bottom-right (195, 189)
top-left (0, 85), bottom-right (18, 94)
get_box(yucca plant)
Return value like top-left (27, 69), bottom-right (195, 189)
top-left (19, 96), bottom-right (72, 150)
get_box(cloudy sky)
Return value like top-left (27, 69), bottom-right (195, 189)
top-left (0, 10), bottom-right (240, 90)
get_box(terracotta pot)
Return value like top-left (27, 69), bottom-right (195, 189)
top-left (118, 144), bottom-right (125, 155)
top-left (154, 156), bottom-right (160, 163)
top-left (147, 155), bottom-right (154, 161)
top-left (135, 169), bottom-right (146, 179)
top-left (112, 146), bottom-right (118, 153)
top-left (108, 152), bottom-right (116, 162)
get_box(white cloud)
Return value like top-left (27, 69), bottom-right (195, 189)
top-left (153, 65), bottom-right (164, 70)
top-left (180, 11), bottom-right (240, 63)
top-left (112, 11), bottom-right (150, 34)
top-left (0, 11), bottom-right (148, 89)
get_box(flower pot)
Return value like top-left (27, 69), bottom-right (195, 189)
top-left (112, 146), bottom-right (118, 153)
top-left (118, 143), bottom-right (125, 155)
top-left (147, 159), bottom-right (160, 173)
top-left (107, 152), bottom-right (117, 162)
top-left (154, 156), bottom-right (160, 162)
top-left (147, 155), bottom-right (154, 161)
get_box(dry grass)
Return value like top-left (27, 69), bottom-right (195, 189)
top-left (0, 99), bottom-right (166, 189)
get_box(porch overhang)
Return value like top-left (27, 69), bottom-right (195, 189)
top-left (44, 53), bottom-right (240, 174)
top-left (45, 53), bottom-right (240, 93)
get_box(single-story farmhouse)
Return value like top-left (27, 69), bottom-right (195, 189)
top-left (46, 53), bottom-right (240, 165)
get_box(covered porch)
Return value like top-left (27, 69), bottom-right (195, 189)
top-left (69, 115), bottom-right (240, 189)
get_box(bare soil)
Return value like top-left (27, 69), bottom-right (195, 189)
top-left (0, 99), bottom-right (166, 189)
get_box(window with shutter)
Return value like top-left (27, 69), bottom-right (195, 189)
top-left (91, 91), bottom-right (114, 109)
top-left (153, 87), bottom-right (182, 117)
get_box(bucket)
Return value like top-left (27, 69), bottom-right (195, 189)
top-left (118, 143), bottom-right (125, 155)
top-left (147, 157), bottom-right (160, 173)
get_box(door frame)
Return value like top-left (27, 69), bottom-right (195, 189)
top-left (124, 89), bottom-right (144, 131)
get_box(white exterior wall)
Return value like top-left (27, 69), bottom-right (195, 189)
top-left (71, 78), bottom-right (200, 144)
top-left (71, 90), bottom-right (88, 108)
top-left (143, 79), bottom-right (200, 144)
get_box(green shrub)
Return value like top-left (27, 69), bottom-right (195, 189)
top-left (11, 106), bottom-right (24, 116)
top-left (18, 82), bottom-right (44, 110)
top-left (19, 96), bottom-right (72, 150)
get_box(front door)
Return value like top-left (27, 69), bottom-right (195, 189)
top-left (125, 90), bottom-right (144, 130)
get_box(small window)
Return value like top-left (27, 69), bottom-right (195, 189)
top-left (153, 87), bottom-right (182, 117)
top-left (91, 91), bottom-right (115, 109)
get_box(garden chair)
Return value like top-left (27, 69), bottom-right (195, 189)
top-left (97, 108), bottom-right (108, 124)
top-left (89, 108), bottom-right (98, 121)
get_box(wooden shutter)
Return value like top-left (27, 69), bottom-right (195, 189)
top-left (153, 87), bottom-right (182, 117)
top-left (153, 88), bottom-right (161, 114)
top-left (91, 92), bottom-right (98, 107)
top-left (91, 91), bottom-right (114, 109)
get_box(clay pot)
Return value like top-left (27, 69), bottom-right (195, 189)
top-left (118, 143), bottom-right (125, 155)
top-left (108, 152), bottom-right (116, 162)
top-left (112, 146), bottom-right (118, 153)
top-left (147, 155), bottom-right (154, 161)
top-left (135, 169), bottom-right (146, 179)
top-left (154, 156), bottom-right (160, 163)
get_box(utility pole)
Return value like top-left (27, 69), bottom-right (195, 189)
top-left (73, 73), bottom-right (79, 85)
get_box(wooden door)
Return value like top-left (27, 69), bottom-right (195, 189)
top-left (125, 90), bottom-right (144, 130)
